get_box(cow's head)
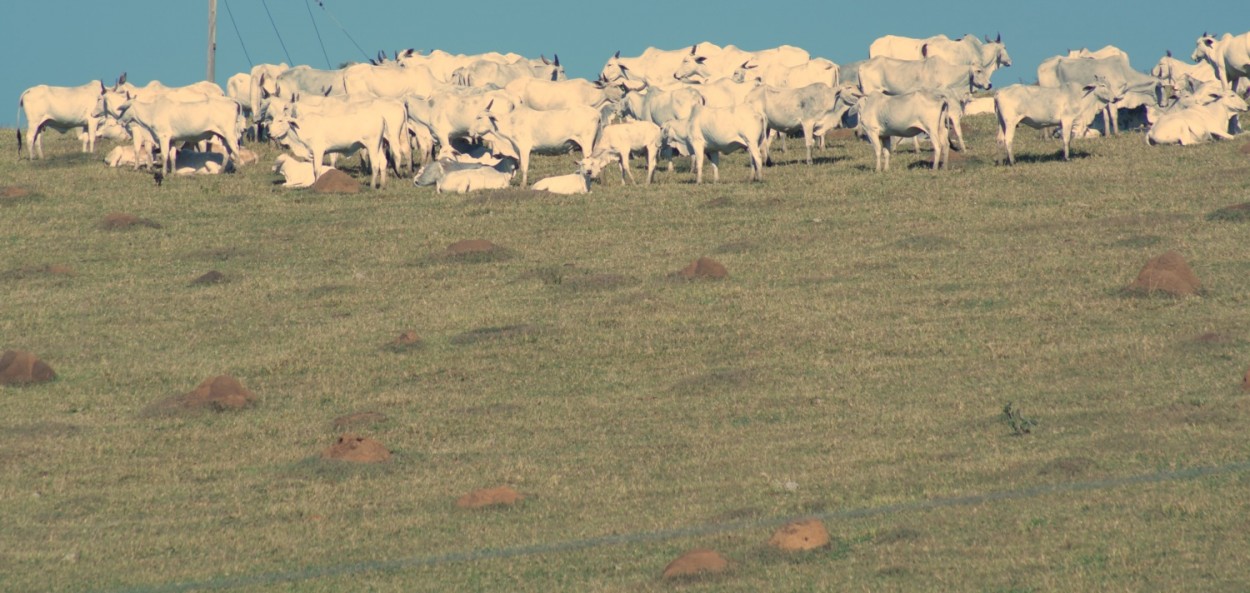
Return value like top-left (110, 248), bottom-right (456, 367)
top-left (673, 54), bottom-right (710, 82)
top-left (469, 100), bottom-right (502, 141)
top-left (731, 60), bottom-right (760, 84)
top-left (601, 51), bottom-right (630, 83)
top-left (969, 66), bottom-right (992, 92)
top-left (1192, 34), bottom-right (1219, 64)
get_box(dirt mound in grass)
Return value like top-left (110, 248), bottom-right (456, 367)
top-left (384, 330), bottom-right (423, 352)
top-left (662, 548), bottom-right (731, 579)
top-left (676, 257), bottom-right (728, 280)
top-left (0, 350), bottom-right (57, 385)
top-left (436, 239), bottom-right (513, 263)
top-left (331, 412), bottom-right (388, 430)
top-left (1126, 252), bottom-right (1201, 297)
top-left (101, 212), bottom-right (162, 230)
top-left (825, 129), bottom-right (857, 141)
top-left (190, 270), bottom-right (227, 286)
top-left (146, 375), bottom-right (255, 414)
top-left (768, 519), bottom-right (831, 552)
top-left (311, 169), bottom-right (360, 194)
top-left (455, 486), bottom-right (523, 509)
top-left (321, 433), bottom-right (391, 463)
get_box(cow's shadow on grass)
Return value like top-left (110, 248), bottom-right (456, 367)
top-left (27, 152), bottom-right (96, 169)
top-left (766, 155), bottom-right (850, 167)
top-left (1009, 150), bottom-right (1091, 164)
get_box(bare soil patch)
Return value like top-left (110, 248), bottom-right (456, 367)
top-left (434, 239), bottom-right (515, 263)
top-left (144, 375), bottom-right (255, 415)
top-left (700, 196), bottom-right (734, 208)
top-left (101, 212), bottom-right (162, 230)
top-left (0, 350), bottom-right (57, 385)
top-left (455, 486), bottom-right (523, 509)
top-left (331, 412), bottom-right (388, 430)
top-left (676, 257), bottom-right (728, 280)
top-left (768, 519), bottom-right (831, 552)
top-left (662, 548), bottom-right (731, 580)
top-left (1, 186), bottom-right (30, 199)
top-left (310, 169), bottom-right (359, 194)
top-left (1125, 251), bottom-right (1201, 297)
top-left (321, 433), bottom-right (391, 463)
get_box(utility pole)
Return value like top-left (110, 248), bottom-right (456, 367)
top-left (207, 0), bottom-right (217, 83)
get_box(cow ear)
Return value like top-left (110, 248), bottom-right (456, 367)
top-left (289, 121), bottom-right (299, 131)
top-left (619, 64), bottom-right (630, 72)
top-left (1204, 38), bottom-right (1215, 47)
top-left (695, 56), bottom-right (707, 64)
top-left (921, 44), bottom-right (929, 58)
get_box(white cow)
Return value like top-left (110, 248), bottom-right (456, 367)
top-left (115, 95), bottom-right (242, 175)
top-left (341, 62), bottom-right (445, 99)
top-left (746, 83), bottom-right (846, 164)
top-left (405, 88), bottom-right (517, 159)
top-left (673, 44), bottom-right (811, 83)
top-left (1192, 32), bottom-right (1250, 91)
top-left (454, 54), bottom-right (565, 87)
top-left (263, 93), bottom-right (410, 174)
top-left (677, 77), bottom-right (761, 108)
top-left (531, 169), bottom-right (593, 194)
top-left (436, 167), bottom-right (513, 193)
top-left (226, 73), bottom-right (251, 114)
top-left (467, 100), bottom-right (602, 186)
top-left (400, 49), bottom-right (526, 83)
top-left (504, 77), bottom-right (641, 111)
top-left (1038, 54), bottom-right (1164, 135)
top-left (1147, 89), bottom-right (1249, 145)
top-left (248, 63), bottom-right (289, 122)
top-left (601, 44), bottom-right (725, 87)
top-left (17, 81), bottom-right (110, 158)
top-left (268, 105), bottom-right (390, 189)
top-left (581, 120), bottom-right (662, 184)
top-left (858, 56), bottom-right (993, 96)
top-left (270, 66), bottom-right (346, 99)
top-left (994, 77), bottom-right (1123, 164)
top-left (870, 34), bottom-right (1011, 75)
top-left (855, 90), bottom-right (951, 172)
top-left (661, 101), bottom-right (767, 183)
top-left (1151, 51), bottom-right (1218, 91)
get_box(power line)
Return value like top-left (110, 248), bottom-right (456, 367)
top-left (260, 0), bottom-right (293, 66)
top-left (220, 0), bottom-right (253, 68)
top-left (315, 0), bottom-right (371, 62)
top-left (303, 0), bottom-right (332, 69)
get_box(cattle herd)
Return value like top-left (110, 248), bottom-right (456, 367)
top-left (14, 31), bottom-right (1250, 191)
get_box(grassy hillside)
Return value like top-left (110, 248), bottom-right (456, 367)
top-left (2, 116), bottom-right (1250, 592)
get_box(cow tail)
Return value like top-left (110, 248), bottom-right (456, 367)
top-left (16, 92), bottom-right (24, 157)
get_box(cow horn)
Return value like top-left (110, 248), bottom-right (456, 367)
top-left (984, 35), bottom-right (991, 43)
top-left (614, 50), bottom-right (621, 59)
top-left (921, 44), bottom-right (929, 58)
top-left (322, 86), bottom-right (332, 97)
top-left (541, 54), bottom-right (549, 65)
top-left (118, 72), bottom-right (127, 86)
top-left (485, 99), bottom-right (495, 111)
top-left (995, 32), bottom-right (1001, 43)
top-left (100, 80), bottom-right (106, 94)
top-left (1166, 49), bottom-right (1172, 57)
top-left (691, 44), bottom-right (697, 55)
top-left (369, 59), bottom-right (377, 66)
top-left (553, 54), bottom-right (560, 67)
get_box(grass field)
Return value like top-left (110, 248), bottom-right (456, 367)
top-left (3, 115), bottom-right (1250, 592)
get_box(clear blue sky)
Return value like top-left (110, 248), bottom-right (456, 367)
top-left (2, 0), bottom-right (1240, 127)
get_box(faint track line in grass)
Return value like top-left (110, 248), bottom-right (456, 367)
top-left (100, 459), bottom-right (1250, 593)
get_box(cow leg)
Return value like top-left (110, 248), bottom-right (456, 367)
top-left (30, 121), bottom-right (46, 159)
top-left (519, 150), bottom-right (531, 186)
top-left (645, 146), bottom-right (656, 185)
top-left (708, 151), bottom-right (721, 183)
top-left (1060, 123), bottom-right (1072, 161)
top-left (748, 143), bottom-right (763, 181)
top-left (693, 150), bottom-right (704, 184)
top-left (1000, 120), bottom-right (1017, 166)
top-left (619, 153), bottom-right (634, 185)
top-left (802, 121), bottom-right (815, 165)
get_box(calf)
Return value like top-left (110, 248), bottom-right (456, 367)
top-left (436, 168), bottom-right (512, 193)
top-left (531, 170), bottom-right (593, 194)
